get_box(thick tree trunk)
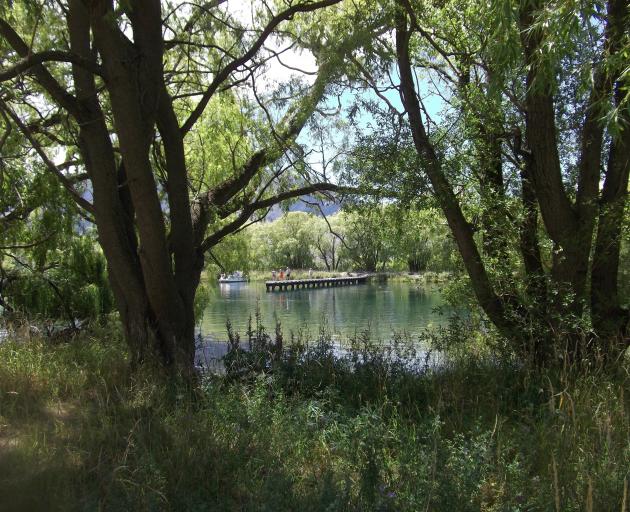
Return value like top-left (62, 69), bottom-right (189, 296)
top-left (591, 113), bottom-right (630, 351)
top-left (66, 0), bottom-right (183, 369)
top-left (1, 0), bottom-right (348, 377)
top-left (589, 0), bottom-right (630, 355)
top-left (519, 1), bottom-right (592, 322)
top-left (68, 0), bottom-right (199, 374)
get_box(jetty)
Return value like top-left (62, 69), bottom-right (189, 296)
top-left (265, 274), bottom-right (368, 292)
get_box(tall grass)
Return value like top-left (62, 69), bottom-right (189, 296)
top-left (0, 322), bottom-right (628, 511)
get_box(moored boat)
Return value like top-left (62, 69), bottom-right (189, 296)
top-left (218, 271), bottom-right (248, 283)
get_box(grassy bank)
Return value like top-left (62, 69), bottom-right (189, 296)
top-left (0, 327), bottom-right (628, 511)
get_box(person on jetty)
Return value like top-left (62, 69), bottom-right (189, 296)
top-left (286, 267), bottom-right (291, 279)
top-left (271, 269), bottom-right (276, 280)
top-left (308, 268), bottom-right (312, 278)
top-left (279, 269), bottom-right (284, 280)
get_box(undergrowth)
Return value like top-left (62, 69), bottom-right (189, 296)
top-left (0, 321), bottom-right (628, 511)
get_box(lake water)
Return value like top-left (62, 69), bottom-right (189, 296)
top-left (199, 280), bottom-right (450, 342)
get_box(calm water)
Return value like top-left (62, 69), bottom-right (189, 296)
top-left (200, 280), bottom-right (450, 342)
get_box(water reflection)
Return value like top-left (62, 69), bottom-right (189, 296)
top-left (218, 282), bottom-right (248, 298)
top-left (201, 280), bottom-right (449, 342)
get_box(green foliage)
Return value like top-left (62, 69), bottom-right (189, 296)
top-left (206, 230), bottom-right (251, 275)
top-left (309, 213), bottom-right (345, 271)
top-left (388, 207), bottom-right (456, 272)
top-left (249, 212), bottom-right (319, 270)
top-left (343, 120), bottom-right (429, 205)
top-left (339, 206), bottom-right (393, 272)
top-left (2, 235), bottom-right (114, 322)
top-left (0, 59), bottom-right (110, 322)
top-left (0, 121), bottom-right (111, 322)
top-left (243, 206), bottom-right (456, 273)
top-left (184, 94), bottom-right (256, 192)
top-left (339, 205), bottom-right (457, 273)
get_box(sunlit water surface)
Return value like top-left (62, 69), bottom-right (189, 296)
top-left (200, 280), bottom-right (451, 342)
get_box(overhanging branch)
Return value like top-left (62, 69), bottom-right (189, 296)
top-left (202, 53), bottom-right (339, 214)
top-left (180, 0), bottom-right (342, 135)
top-left (0, 19), bottom-right (84, 120)
top-left (0, 50), bottom-right (105, 82)
top-left (199, 182), bottom-right (357, 252)
top-left (0, 99), bottom-right (94, 215)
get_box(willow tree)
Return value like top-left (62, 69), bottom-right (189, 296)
top-left (347, 0), bottom-right (629, 363)
top-left (0, 0), bottom-right (361, 373)
top-left (0, 107), bottom-right (113, 323)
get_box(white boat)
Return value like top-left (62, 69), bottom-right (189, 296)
top-left (218, 271), bottom-right (248, 283)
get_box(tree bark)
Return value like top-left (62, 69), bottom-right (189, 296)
top-left (591, 96), bottom-right (630, 349)
top-left (590, 0), bottom-right (630, 353)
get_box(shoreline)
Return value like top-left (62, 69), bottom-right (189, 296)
top-left (212, 269), bottom-right (453, 284)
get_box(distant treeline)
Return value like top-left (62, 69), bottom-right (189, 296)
top-left (209, 206), bottom-right (458, 273)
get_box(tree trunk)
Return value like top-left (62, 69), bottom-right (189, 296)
top-left (1, 0), bottom-right (349, 377)
top-left (591, 107), bottom-right (630, 351)
top-left (68, 0), bottom-right (200, 373)
top-left (589, 0), bottom-right (630, 355)
top-left (395, 8), bottom-right (521, 344)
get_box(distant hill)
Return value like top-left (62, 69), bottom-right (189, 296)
top-left (265, 195), bottom-right (340, 221)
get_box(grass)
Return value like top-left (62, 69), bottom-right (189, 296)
top-left (0, 324), bottom-right (629, 511)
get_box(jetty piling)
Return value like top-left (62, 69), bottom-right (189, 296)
top-left (265, 275), bottom-right (368, 292)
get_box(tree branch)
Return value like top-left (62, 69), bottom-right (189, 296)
top-left (0, 99), bottom-right (94, 214)
top-left (0, 19), bottom-right (85, 120)
top-left (180, 0), bottom-right (342, 135)
top-left (204, 53), bottom-right (338, 213)
top-left (0, 231), bottom-right (57, 250)
top-left (0, 50), bottom-right (105, 82)
top-left (199, 182), bottom-right (356, 251)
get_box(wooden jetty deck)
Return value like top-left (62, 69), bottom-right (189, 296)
top-left (265, 274), bottom-right (368, 292)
